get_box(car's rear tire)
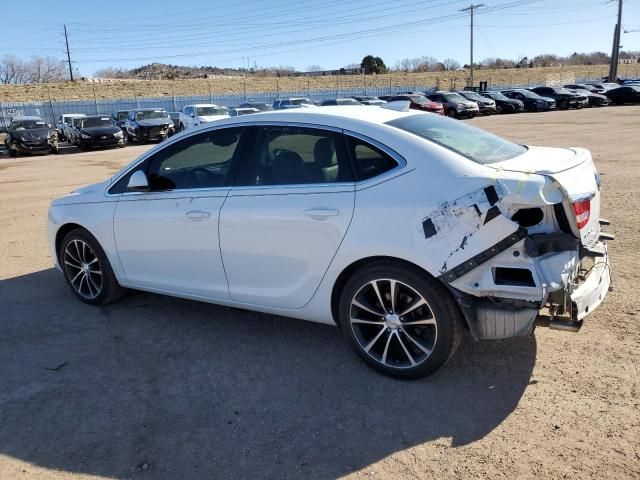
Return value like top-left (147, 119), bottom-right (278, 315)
top-left (8, 148), bottom-right (17, 158)
top-left (446, 109), bottom-right (457, 118)
top-left (59, 228), bottom-right (126, 306)
top-left (338, 261), bottom-right (463, 379)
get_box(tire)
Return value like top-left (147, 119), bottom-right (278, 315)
top-left (338, 261), bottom-right (463, 379)
top-left (51, 145), bottom-right (59, 154)
top-left (496, 105), bottom-right (503, 114)
top-left (446, 108), bottom-right (457, 118)
top-left (8, 147), bottom-right (17, 158)
top-left (59, 228), bottom-right (126, 306)
top-left (178, 123), bottom-right (184, 132)
top-left (559, 99), bottom-right (569, 110)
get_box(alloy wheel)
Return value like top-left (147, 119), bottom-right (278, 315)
top-left (349, 279), bottom-right (438, 369)
top-left (63, 239), bottom-right (103, 300)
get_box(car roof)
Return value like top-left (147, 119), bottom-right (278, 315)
top-left (62, 113), bottom-right (86, 117)
top-left (81, 114), bottom-right (114, 119)
top-left (134, 108), bottom-right (166, 111)
top-left (203, 105), bottom-right (418, 130)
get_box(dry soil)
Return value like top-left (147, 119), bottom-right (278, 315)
top-left (0, 106), bottom-right (638, 479)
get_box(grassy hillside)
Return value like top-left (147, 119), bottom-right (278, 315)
top-left (1, 64), bottom-right (638, 103)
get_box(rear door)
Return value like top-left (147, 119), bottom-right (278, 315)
top-left (219, 124), bottom-right (355, 309)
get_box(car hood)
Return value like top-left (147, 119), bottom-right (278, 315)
top-left (197, 115), bottom-right (229, 122)
top-left (51, 179), bottom-right (111, 206)
top-left (81, 126), bottom-right (121, 136)
top-left (488, 146), bottom-right (585, 174)
top-left (11, 128), bottom-right (50, 141)
top-left (136, 118), bottom-right (172, 127)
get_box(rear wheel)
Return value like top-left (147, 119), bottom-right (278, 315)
top-left (338, 262), bottom-right (462, 379)
top-left (59, 228), bottom-right (125, 306)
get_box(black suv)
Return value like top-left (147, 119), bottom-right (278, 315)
top-left (124, 109), bottom-right (174, 144)
top-left (529, 86), bottom-right (588, 110)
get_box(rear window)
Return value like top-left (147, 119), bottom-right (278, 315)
top-left (387, 114), bottom-right (527, 165)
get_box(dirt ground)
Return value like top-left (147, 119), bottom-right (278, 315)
top-left (0, 107), bottom-right (638, 480)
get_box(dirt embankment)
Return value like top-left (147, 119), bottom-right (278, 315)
top-left (1, 64), bottom-right (638, 103)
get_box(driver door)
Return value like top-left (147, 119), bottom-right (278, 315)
top-left (113, 126), bottom-right (249, 299)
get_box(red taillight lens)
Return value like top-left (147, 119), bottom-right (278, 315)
top-left (572, 199), bottom-right (591, 229)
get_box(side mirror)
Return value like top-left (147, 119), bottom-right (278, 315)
top-left (126, 170), bottom-right (150, 192)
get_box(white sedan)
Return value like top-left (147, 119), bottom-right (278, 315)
top-left (47, 104), bottom-right (612, 378)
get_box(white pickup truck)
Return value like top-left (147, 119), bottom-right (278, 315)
top-left (177, 104), bottom-right (229, 131)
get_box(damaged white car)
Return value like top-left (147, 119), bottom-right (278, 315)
top-left (47, 104), bottom-right (612, 379)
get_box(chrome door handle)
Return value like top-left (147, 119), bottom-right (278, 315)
top-left (304, 208), bottom-right (339, 218)
top-left (185, 210), bottom-right (211, 219)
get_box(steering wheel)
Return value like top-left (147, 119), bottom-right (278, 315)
top-left (186, 167), bottom-right (222, 188)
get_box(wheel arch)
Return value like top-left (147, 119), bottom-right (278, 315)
top-left (55, 223), bottom-right (89, 263)
top-left (329, 255), bottom-right (461, 328)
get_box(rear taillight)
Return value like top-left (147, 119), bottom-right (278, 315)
top-left (572, 199), bottom-right (591, 229)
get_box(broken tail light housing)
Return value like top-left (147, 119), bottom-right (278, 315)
top-left (572, 199), bottom-right (591, 229)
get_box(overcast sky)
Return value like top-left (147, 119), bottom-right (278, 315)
top-left (5, 0), bottom-right (640, 76)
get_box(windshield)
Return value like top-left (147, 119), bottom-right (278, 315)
top-left (408, 95), bottom-right (429, 104)
top-left (442, 92), bottom-right (466, 102)
top-left (80, 117), bottom-right (113, 128)
top-left (485, 91), bottom-right (509, 101)
top-left (12, 120), bottom-right (47, 130)
top-left (337, 99), bottom-right (361, 105)
top-left (292, 98), bottom-right (313, 105)
top-left (387, 114), bottom-right (527, 165)
top-left (117, 111), bottom-right (129, 121)
top-left (512, 90), bottom-right (539, 99)
top-left (554, 88), bottom-right (573, 95)
top-left (460, 91), bottom-right (483, 101)
top-left (196, 106), bottom-right (228, 116)
top-left (136, 110), bottom-right (168, 120)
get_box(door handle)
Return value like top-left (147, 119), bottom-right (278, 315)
top-left (304, 208), bottom-right (339, 218)
top-left (185, 210), bottom-right (211, 219)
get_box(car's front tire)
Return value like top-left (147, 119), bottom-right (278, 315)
top-left (338, 262), bottom-right (463, 379)
top-left (59, 228), bottom-right (125, 306)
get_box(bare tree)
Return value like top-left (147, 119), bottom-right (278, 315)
top-left (442, 58), bottom-right (461, 71)
top-left (306, 64), bottom-right (324, 72)
top-left (25, 56), bottom-right (68, 83)
top-left (0, 55), bottom-right (27, 84)
top-left (94, 67), bottom-right (130, 79)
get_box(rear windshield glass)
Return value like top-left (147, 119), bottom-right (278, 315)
top-left (387, 114), bottom-right (527, 165)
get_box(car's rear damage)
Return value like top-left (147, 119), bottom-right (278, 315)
top-left (424, 146), bottom-right (612, 340)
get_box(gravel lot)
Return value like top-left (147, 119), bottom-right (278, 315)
top-left (1, 107), bottom-right (638, 479)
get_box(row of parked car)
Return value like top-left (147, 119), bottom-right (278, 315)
top-left (3, 81), bottom-right (638, 157)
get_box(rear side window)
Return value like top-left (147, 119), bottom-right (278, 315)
top-left (236, 126), bottom-right (353, 186)
top-left (345, 136), bottom-right (398, 181)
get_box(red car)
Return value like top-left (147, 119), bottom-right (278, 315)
top-left (384, 94), bottom-right (445, 115)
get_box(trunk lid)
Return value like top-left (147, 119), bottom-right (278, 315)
top-left (490, 146), bottom-right (602, 247)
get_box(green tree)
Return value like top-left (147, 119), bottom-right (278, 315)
top-left (361, 55), bottom-right (387, 74)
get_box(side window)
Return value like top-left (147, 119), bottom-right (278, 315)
top-left (346, 136), bottom-right (399, 181)
top-left (237, 126), bottom-right (352, 186)
top-left (145, 127), bottom-right (245, 191)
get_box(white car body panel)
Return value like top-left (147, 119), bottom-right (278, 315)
top-left (179, 104), bottom-right (229, 129)
top-left (47, 106), bottom-right (612, 336)
top-left (113, 189), bottom-right (230, 299)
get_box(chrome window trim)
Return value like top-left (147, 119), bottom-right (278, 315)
top-left (105, 121), bottom-right (405, 197)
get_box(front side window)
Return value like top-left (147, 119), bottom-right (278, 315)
top-left (143, 127), bottom-right (246, 191)
top-left (237, 126), bottom-right (352, 186)
top-left (387, 114), bottom-right (527, 165)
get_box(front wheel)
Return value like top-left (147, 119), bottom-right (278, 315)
top-left (338, 262), bottom-right (462, 379)
top-left (59, 228), bottom-right (125, 305)
top-left (446, 108), bottom-right (457, 118)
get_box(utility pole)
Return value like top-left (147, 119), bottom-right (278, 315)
top-left (64, 24), bottom-right (74, 82)
top-left (608, 0), bottom-right (623, 82)
top-left (460, 3), bottom-right (484, 88)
